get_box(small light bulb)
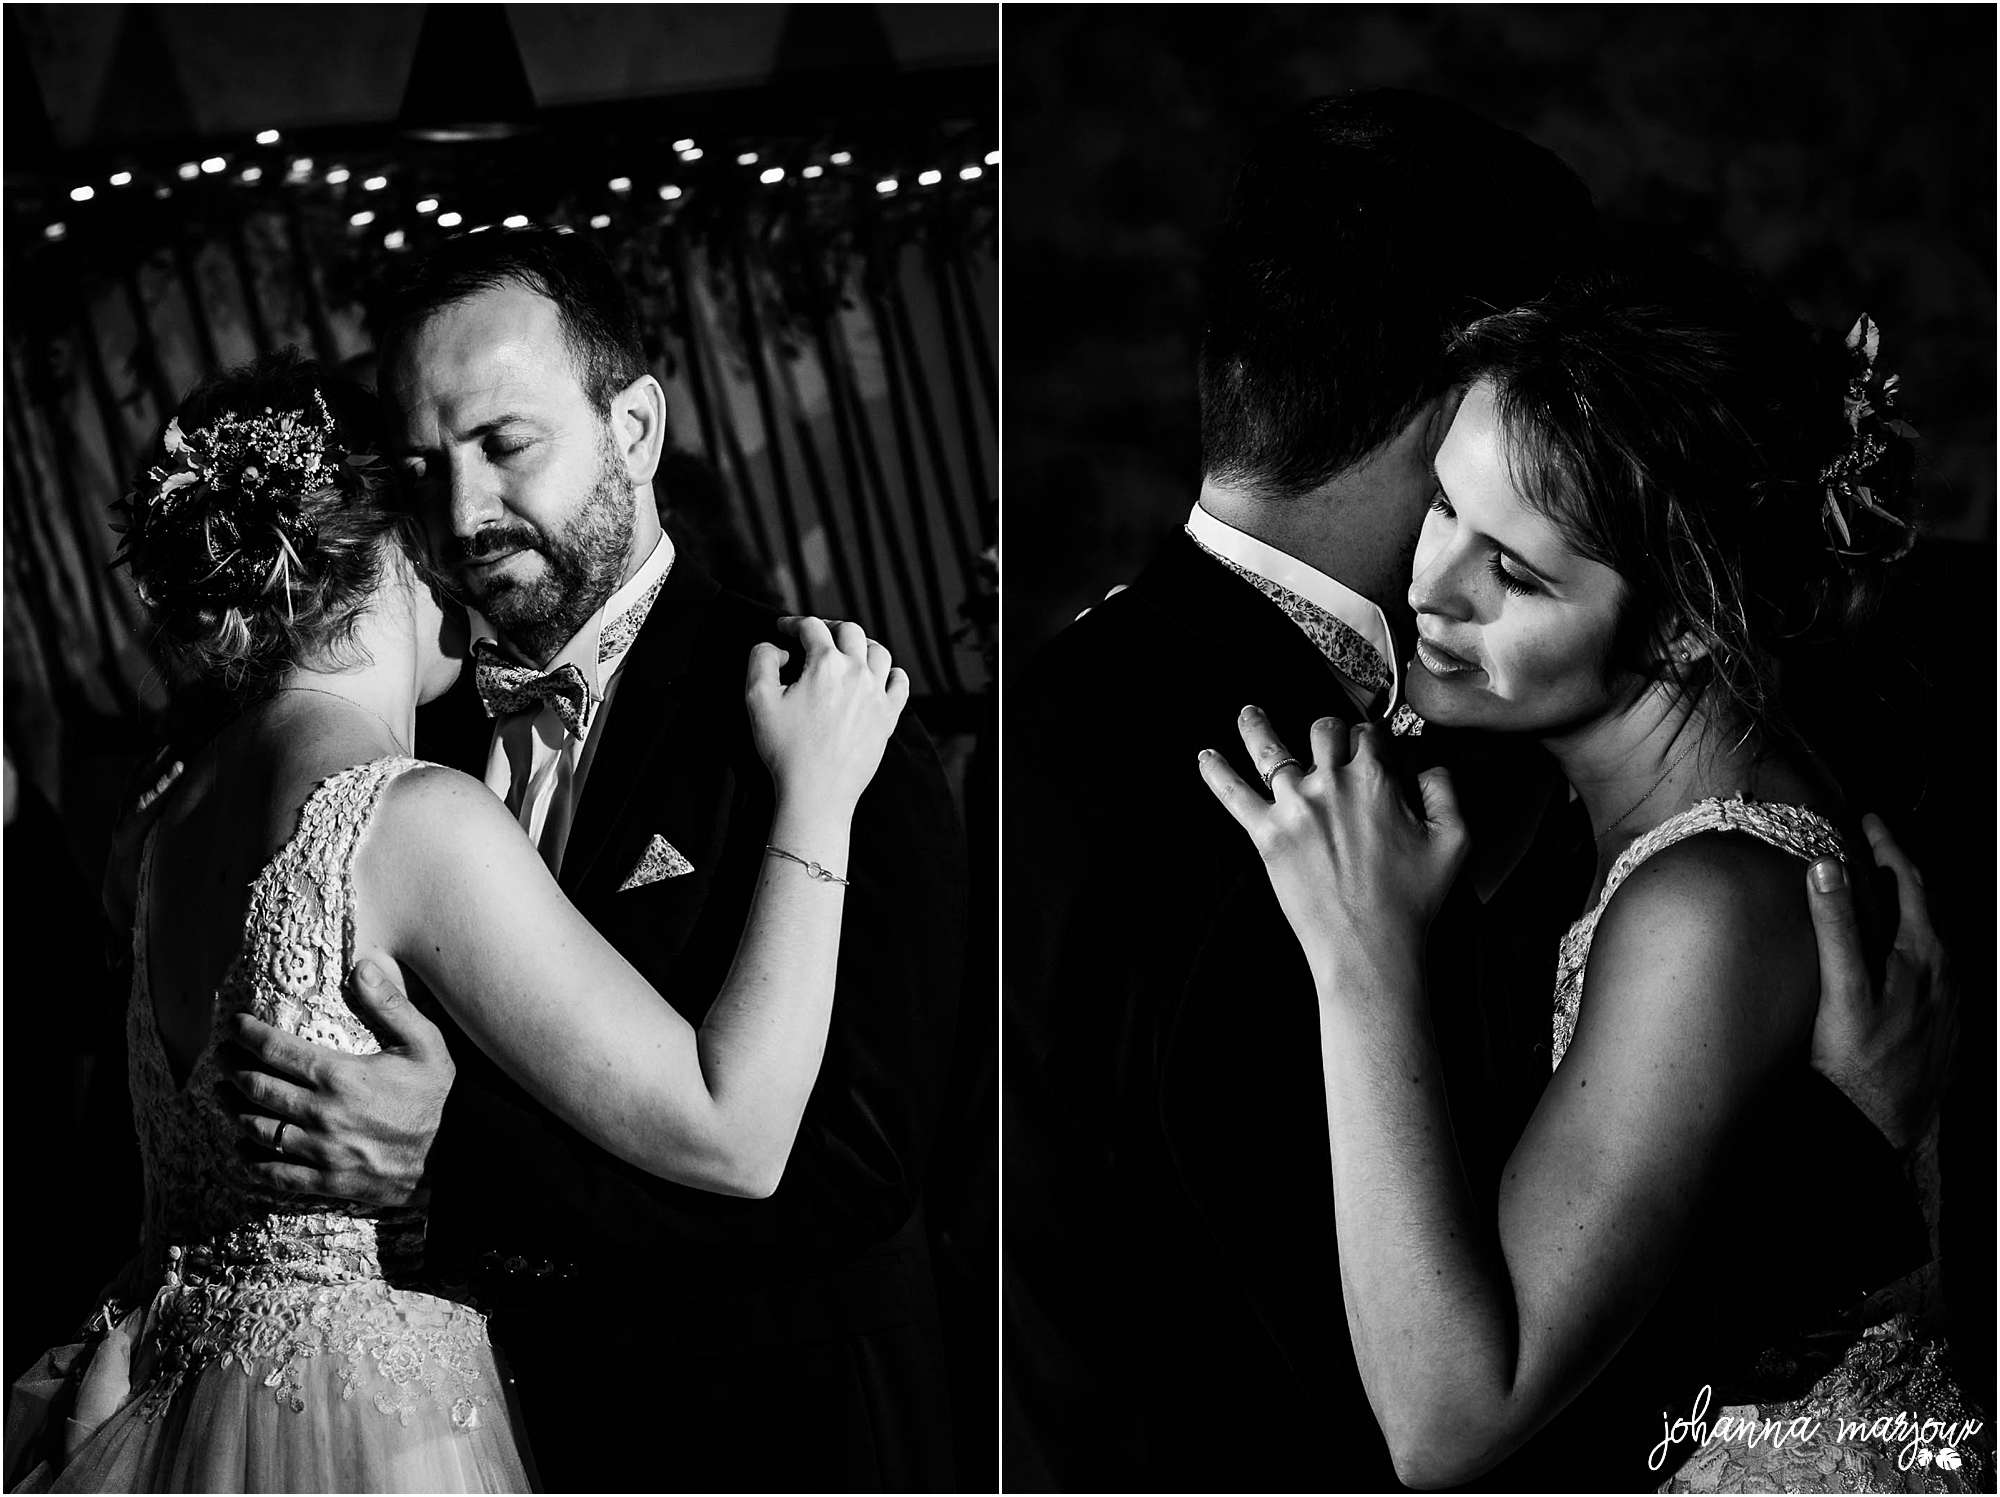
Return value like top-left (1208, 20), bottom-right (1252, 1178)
top-left (109, 171), bottom-right (133, 187)
top-left (69, 185), bottom-right (94, 202)
top-left (291, 157), bottom-right (314, 175)
top-left (876, 178), bottom-right (899, 195)
top-left (736, 151), bottom-right (759, 166)
top-left (349, 209), bottom-right (376, 227)
top-left (590, 213), bottom-right (612, 229)
top-left (503, 214), bottom-right (529, 228)
top-left (680, 147), bottom-right (703, 161)
top-left (918, 169), bottom-right (942, 187)
top-left (384, 229), bottom-right (407, 250)
top-left (201, 156), bottom-right (226, 174)
top-left (985, 150), bottom-right (999, 166)
top-left (759, 167), bottom-right (784, 185)
top-left (256, 129), bottom-right (281, 145)
top-left (178, 162), bottom-right (201, 180)
top-left (240, 167), bottom-right (263, 183)
top-left (325, 167), bottom-right (350, 185)
top-left (437, 211), bottom-right (463, 228)
top-left (44, 222), bottom-right (66, 241)
top-left (672, 138), bottom-right (694, 152)
top-left (802, 165), bottom-right (824, 179)
top-left (416, 198), bottom-right (439, 214)
top-left (608, 176), bottom-right (632, 193)
top-left (658, 185), bottom-right (683, 201)
top-left (830, 151), bottom-right (852, 166)
top-left (363, 175), bottom-right (388, 192)
top-left (959, 166), bottom-right (983, 181)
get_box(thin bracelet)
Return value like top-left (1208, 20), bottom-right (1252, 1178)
top-left (764, 844), bottom-right (849, 886)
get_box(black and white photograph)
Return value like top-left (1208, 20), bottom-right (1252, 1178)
top-left (1004, 6), bottom-right (1993, 1493)
top-left (4, 4), bottom-right (994, 1492)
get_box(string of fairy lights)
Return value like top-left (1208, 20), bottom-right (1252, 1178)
top-left (29, 125), bottom-right (999, 252)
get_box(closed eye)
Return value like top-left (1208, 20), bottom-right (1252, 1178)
top-left (1488, 555), bottom-right (1541, 597)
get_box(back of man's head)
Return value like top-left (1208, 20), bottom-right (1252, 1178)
top-left (376, 226), bottom-right (648, 415)
top-left (1199, 90), bottom-right (1597, 501)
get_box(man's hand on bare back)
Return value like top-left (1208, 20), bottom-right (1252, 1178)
top-left (219, 959), bottom-right (454, 1207)
top-left (1805, 814), bottom-right (1959, 1156)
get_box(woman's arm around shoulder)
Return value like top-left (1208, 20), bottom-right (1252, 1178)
top-left (361, 764), bottom-right (784, 1195)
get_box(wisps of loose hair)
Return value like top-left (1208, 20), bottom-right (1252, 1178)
top-left (1451, 257), bottom-right (1918, 742)
top-left (115, 349), bottom-right (435, 705)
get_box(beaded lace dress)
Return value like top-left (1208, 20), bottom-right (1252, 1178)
top-left (7, 757), bottom-right (532, 1493)
top-left (1550, 795), bottom-right (1988, 1494)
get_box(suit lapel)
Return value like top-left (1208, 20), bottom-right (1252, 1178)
top-left (560, 558), bottom-right (721, 899)
top-left (1151, 530), bottom-right (1367, 726)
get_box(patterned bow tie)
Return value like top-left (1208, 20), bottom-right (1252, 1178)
top-left (474, 643), bottom-right (595, 735)
top-left (470, 562), bottom-right (673, 738)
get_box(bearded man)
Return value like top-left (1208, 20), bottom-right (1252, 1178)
top-left (229, 228), bottom-right (966, 1492)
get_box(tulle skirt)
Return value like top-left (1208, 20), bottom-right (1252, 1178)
top-left (6, 1284), bottom-right (533, 1493)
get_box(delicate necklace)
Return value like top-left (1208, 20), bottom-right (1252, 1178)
top-left (1596, 737), bottom-right (1700, 842)
top-left (273, 685), bottom-right (411, 755)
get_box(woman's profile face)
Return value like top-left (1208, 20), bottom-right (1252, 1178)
top-left (1404, 380), bottom-right (1635, 737)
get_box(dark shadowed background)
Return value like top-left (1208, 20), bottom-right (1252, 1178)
top-left (1001, 4), bottom-right (1995, 1480)
top-left (1004, 3), bottom-right (1994, 652)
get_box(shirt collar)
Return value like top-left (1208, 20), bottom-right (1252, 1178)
top-left (1185, 503), bottom-right (1404, 710)
top-left (470, 529), bottom-right (677, 692)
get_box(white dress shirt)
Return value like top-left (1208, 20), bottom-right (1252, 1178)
top-left (479, 532), bottom-right (676, 876)
top-left (1185, 503), bottom-right (1407, 718)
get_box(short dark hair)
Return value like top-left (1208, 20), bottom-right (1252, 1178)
top-left (377, 226), bottom-right (649, 414)
top-left (1452, 255), bottom-right (1917, 739)
top-left (1199, 90), bottom-right (1597, 500)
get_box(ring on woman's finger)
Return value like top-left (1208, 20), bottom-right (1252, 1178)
top-left (274, 1120), bottom-right (292, 1156)
top-left (1261, 756), bottom-right (1305, 792)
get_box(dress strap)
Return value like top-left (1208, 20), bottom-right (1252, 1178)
top-left (1596, 794), bottom-right (1847, 913)
top-left (1551, 795), bottom-right (1848, 1070)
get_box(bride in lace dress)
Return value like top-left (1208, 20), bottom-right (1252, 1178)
top-left (1202, 259), bottom-right (1988, 1491)
top-left (5, 354), bottom-right (909, 1492)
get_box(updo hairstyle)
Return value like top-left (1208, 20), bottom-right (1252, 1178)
top-left (1450, 256), bottom-right (1918, 740)
top-left (115, 349), bottom-right (431, 703)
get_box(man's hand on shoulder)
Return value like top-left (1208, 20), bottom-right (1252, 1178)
top-left (1806, 814), bottom-right (1958, 1154)
top-left (218, 959), bottom-right (455, 1207)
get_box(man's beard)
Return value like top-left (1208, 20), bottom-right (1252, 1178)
top-left (449, 430), bottom-right (634, 665)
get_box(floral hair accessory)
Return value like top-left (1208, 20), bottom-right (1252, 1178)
top-left (113, 388), bottom-right (385, 611)
top-left (1818, 314), bottom-right (1918, 564)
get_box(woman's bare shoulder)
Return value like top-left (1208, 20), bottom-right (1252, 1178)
top-left (1588, 829), bottom-right (1818, 1048)
top-left (368, 764), bottom-right (539, 882)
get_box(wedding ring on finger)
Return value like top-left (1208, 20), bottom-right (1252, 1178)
top-left (274, 1120), bottom-right (292, 1156)
top-left (1261, 756), bottom-right (1305, 793)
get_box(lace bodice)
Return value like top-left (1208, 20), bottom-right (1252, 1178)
top-left (125, 755), bottom-right (492, 1429)
top-left (1550, 794), bottom-right (1845, 1070)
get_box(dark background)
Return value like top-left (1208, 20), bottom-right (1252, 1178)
top-left (1001, 2), bottom-right (1995, 1480)
top-left (1004, 3), bottom-right (1994, 652)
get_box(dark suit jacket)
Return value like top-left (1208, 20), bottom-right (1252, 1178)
top-left (1006, 530), bottom-right (1580, 1491)
top-left (417, 557), bottom-right (966, 1492)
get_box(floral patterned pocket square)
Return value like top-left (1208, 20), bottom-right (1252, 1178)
top-left (619, 836), bottom-right (695, 891)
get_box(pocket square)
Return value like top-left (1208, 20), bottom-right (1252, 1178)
top-left (619, 836), bottom-right (695, 891)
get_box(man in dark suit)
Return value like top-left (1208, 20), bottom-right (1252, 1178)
top-left (227, 228), bottom-right (965, 1491)
top-left (1007, 91), bottom-right (1952, 1491)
